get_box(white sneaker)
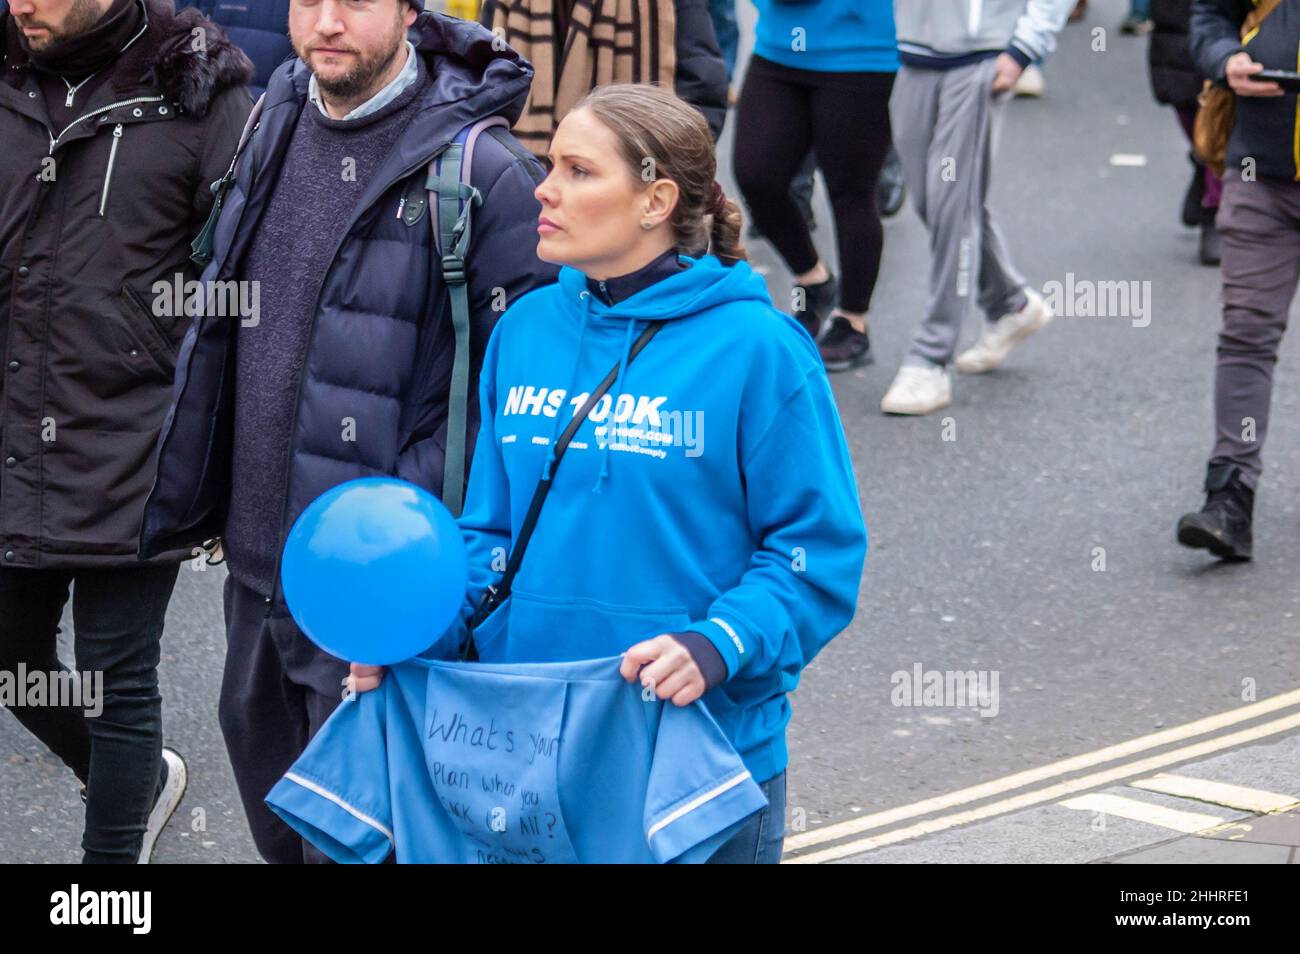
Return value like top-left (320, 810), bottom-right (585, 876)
top-left (138, 747), bottom-right (187, 864)
top-left (954, 287), bottom-right (1053, 374)
top-left (880, 364), bottom-right (952, 416)
top-left (1014, 64), bottom-right (1045, 98)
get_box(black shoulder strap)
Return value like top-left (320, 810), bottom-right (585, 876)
top-left (462, 318), bottom-right (665, 659)
top-left (191, 92), bottom-right (266, 268)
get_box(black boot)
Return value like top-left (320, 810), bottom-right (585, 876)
top-left (1199, 218), bottom-right (1221, 267)
top-left (1176, 459), bottom-right (1254, 560)
top-left (1181, 153), bottom-right (1209, 227)
top-left (793, 272), bottom-right (837, 342)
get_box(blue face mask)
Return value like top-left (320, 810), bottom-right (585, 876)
top-left (266, 654), bottom-right (769, 863)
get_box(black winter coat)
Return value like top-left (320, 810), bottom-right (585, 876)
top-left (673, 0), bottom-right (731, 140)
top-left (1149, 0), bottom-right (1202, 108)
top-left (0, 0), bottom-right (253, 568)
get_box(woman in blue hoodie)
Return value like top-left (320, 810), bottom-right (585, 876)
top-left (358, 84), bottom-right (866, 863)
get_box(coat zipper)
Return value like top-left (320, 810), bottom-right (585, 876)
top-left (63, 73), bottom-right (97, 110)
top-left (45, 95), bottom-right (165, 154)
top-left (99, 124), bottom-right (123, 217)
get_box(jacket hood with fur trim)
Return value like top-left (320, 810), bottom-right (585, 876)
top-left (2, 0), bottom-right (253, 117)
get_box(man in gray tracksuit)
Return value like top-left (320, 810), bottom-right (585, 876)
top-left (881, 0), bottom-right (1074, 416)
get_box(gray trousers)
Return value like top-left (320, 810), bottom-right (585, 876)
top-left (891, 59), bottom-right (1027, 367)
top-left (1212, 176), bottom-right (1300, 489)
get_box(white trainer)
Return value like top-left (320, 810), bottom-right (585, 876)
top-left (880, 363), bottom-right (952, 416)
top-left (954, 287), bottom-right (1053, 374)
top-left (138, 747), bottom-right (187, 864)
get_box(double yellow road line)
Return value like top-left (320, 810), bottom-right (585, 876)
top-left (783, 688), bottom-right (1300, 864)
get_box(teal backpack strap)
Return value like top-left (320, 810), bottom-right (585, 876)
top-left (428, 117), bottom-right (507, 516)
top-left (192, 92), bottom-right (265, 268)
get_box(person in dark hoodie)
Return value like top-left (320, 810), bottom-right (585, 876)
top-left (1178, 0), bottom-right (1294, 561)
top-left (350, 84), bottom-right (868, 865)
top-left (0, 0), bottom-right (252, 862)
top-left (138, 0), bottom-right (556, 862)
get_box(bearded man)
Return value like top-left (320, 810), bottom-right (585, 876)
top-left (137, 0), bottom-right (554, 862)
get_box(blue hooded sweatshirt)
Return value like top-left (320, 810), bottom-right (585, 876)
top-left (752, 0), bottom-right (898, 74)
top-left (438, 254), bottom-right (868, 785)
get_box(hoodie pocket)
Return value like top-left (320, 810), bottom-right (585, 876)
top-left (508, 588), bottom-right (693, 662)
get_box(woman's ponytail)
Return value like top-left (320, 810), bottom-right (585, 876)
top-left (709, 194), bottom-right (748, 267)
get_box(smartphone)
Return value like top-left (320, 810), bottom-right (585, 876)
top-left (1252, 69), bottom-right (1300, 92)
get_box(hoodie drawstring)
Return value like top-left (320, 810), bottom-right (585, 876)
top-left (542, 290), bottom-right (592, 481)
top-left (594, 316), bottom-right (638, 494)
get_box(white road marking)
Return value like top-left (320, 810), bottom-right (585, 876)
top-left (783, 708), bottom-right (1300, 863)
top-left (1057, 793), bottom-right (1224, 833)
top-left (1128, 773), bottom-right (1300, 814)
top-left (784, 687), bottom-right (1300, 852)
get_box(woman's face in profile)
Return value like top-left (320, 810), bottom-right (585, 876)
top-left (534, 108), bottom-right (652, 276)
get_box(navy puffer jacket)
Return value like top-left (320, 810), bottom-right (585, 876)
top-left (139, 12), bottom-right (557, 604)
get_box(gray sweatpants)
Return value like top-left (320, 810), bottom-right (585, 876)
top-left (1211, 176), bottom-right (1300, 489)
top-left (890, 59), bottom-right (1028, 367)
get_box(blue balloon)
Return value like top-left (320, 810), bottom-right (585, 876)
top-left (281, 478), bottom-right (468, 666)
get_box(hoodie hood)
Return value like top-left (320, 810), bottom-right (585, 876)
top-left (556, 254), bottom-right (774, 322)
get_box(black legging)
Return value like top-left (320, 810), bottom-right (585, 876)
top-left (734, 55), bottom-right (895, 315)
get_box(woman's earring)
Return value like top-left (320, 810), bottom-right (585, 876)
top-left (640, 220), bottom-right (654, 230)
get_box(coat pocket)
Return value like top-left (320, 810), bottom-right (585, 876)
top-left (115, 285), bottom-right (177, 379)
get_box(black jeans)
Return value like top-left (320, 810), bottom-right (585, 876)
top-left (0, 562), bottom-right (179, 863)
top-left (734, 55), bottom-right (896, 314)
